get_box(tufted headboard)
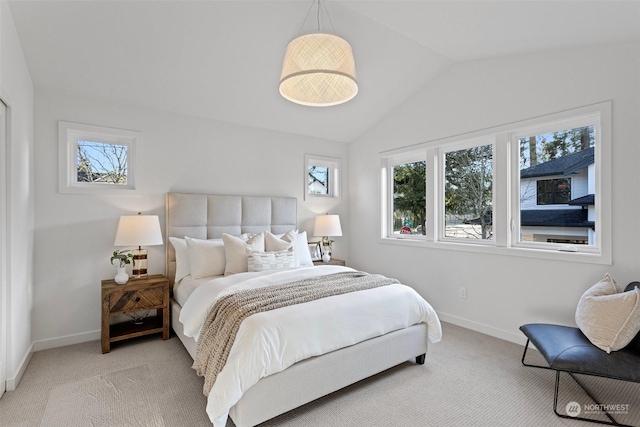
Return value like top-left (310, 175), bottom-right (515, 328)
top-left (165, 193), bottom-right (297, 285)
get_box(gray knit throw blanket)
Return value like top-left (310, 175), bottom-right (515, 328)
top-left (193, 271), bottom-right (399, 396)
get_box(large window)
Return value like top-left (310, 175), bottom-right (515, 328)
top-left (380, 102), bottom-right (611, 263)
top-left (59, 121), bottom-right (142, 195)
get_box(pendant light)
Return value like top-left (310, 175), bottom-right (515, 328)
top-left (279, 0), bottom-right (358, 107)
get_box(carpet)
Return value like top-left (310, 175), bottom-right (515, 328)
top-left (40, 364), bottom-right (165, 427)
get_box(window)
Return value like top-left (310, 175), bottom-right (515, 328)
top-left (443, 143), bottom-right (494, 241)
top-left (381, 150), bottom-right (426, 237)
top-left (380, 102), bottom-right (611, 264)
top-left (536, 178), bottom-right (572, 205)
top-left (59, 122), bottom-right (142, 195)
top-left (305, 155), bottom-right (340, 199)
top-left (514, 122), bottom-right (598, 249)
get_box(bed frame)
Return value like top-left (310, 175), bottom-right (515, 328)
top-left (165, 192), bottom-right (429, 427)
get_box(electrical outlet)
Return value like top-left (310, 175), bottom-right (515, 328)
top-left (459, 287), bottom-right (467, 298)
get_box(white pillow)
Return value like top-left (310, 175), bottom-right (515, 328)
top-left (575, 273), bottom-right (640, 353)
top-left (222, 232), bottom-right (265, 275)
top-left (247, 248), bottom-right (295, 272)
top-left (184, 237), bottom-right (226, 279)
top-left (169, 237), bottom-right (190, 283)
top-left (265, 230), bottom-right (295, 252)
top-left (282, 231), bottom-right (313, 267)
top-left (295, 231), bottom-right (314, 267)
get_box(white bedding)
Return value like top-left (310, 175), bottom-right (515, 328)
top-left (179, 265), bottom-right (442, 427)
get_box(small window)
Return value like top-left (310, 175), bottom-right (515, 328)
top-left (536, 178), bottom-right (572, 205)
top-left (59, 122), bottom-right (142, 195)
top-left (305, 155), bottom-right (340, 199)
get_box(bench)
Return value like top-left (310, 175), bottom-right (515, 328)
top-left (520, 323), bottom-right (640, 426)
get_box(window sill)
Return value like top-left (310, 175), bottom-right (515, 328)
top-left (379, 237), bottom-right (611, 265)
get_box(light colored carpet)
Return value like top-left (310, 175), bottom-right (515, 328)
top-left (0, 322), bottom-right (637, 426)
top-left (40, 364), bottom-right (164, 427)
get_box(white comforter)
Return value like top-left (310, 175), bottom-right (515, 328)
top-left (179, 266), bottom-right (442, 427)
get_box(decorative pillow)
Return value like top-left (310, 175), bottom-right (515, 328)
top-left (184, 237), bottom-right (226, 279)
top-left (575, 273), bottom-right (640, 353)
top-left (265, 230), bottom-right (295, 252)
top-left (169, 237), bottom-right (190, 283)
top-left (247, 248), bottom-right (295, 272)
top-left (283, 230), bottom-right (314, 267)
top-left (222, 232), bottom-right (265, 275)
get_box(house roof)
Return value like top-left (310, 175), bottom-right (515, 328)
top-left (520, 147), bottom-right (594, 179)
top-left (521, 209), bottom-right (593, 228)
top-left (468, 208), bottom-right (594, 229)
top-left (568, 194), bottom-right (595, 206)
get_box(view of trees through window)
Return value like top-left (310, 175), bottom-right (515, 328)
top-left (389, 126), bottom-right (597, 243)
top-left (392, 161), bottom-right (426, 235)
top-left (444, 145), bottom-right (493, 240)
top-left (76, 140), bottom-right (128, 184)
top-left (308, 165), bottom-right (329, 195)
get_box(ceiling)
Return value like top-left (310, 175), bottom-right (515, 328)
top-left (8, 1), bottom-right (640, 143)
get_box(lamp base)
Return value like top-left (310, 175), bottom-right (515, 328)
top-left (131, 248), bottom-right (148, 278)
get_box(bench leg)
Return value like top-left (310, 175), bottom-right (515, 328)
top-left (521, 340), bottom-right (633, 426)
top-left (552, 371), bottom-right (633, 427)
top-left (520, 338), bottom-right (553, 370)
top-left (415, 354), bottom-right (426, 365)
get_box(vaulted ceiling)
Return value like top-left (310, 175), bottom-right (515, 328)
top-left (8, 1), bottom-right (640, 142)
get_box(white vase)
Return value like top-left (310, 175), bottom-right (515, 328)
top-left (322, 253), bottom-right (331, 262)
top-left (114, 266), bottom-right (129, 285)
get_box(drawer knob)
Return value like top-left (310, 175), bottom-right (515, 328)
top-left (135, 297), bottom-right (141, 302)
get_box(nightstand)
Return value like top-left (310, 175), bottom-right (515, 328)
top-left (313, 258), bottom-right (346, 266)
top-left (101, 274), bottom-right (170, 353)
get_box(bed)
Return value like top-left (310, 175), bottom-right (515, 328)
top-left (165, 192), bottom-right (442, 427)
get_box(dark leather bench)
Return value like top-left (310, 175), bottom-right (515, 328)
top-left (520, 323), bottom-right (640, 426)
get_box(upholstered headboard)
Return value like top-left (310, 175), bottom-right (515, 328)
top-left (165, 193), bottom-right (297, 284)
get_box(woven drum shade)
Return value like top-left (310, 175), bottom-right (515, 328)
top-left (280, 33), bottom-right (358, 107)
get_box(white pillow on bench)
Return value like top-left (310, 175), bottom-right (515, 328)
top-left (575, 273), bottom-right (640, 353)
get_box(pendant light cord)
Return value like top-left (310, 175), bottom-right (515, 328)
top-left (296, 0), bottom-right (337, 35)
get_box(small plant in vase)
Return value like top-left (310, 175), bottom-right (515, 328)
top-left (111, 250), bottom-right (135, 285)
top-left (317, 237), bottom-right (334, 262)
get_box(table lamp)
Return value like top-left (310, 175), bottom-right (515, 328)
top-left (114, 212), bottom-right (163, 278)
top-left (313, 214), bottom-right (342, 262)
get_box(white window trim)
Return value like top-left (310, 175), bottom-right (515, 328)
top-left (381, 149), bottom-right (427, 239)
top-left (379, 101), bottom-right (612, 265)
top-left (304, 154), bottom-right (341, 200)
top-left (58, 121), bottom-right (143, 195)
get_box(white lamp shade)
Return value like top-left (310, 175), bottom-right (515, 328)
top-left (313, 214), bottom-right (342, 237)
top-left (114, 215), bottom-right (163, 246)
top-left (279, 33), bottom-right (358, 107)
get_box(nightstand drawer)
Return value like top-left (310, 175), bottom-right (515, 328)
top-left (109, 287), bottom-right (164, 313)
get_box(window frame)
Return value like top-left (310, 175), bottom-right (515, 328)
top-left (304, 154), bottom-right (341, 200)
top-left (380, 101), bottom-right (611, 264)
top-left (58, 121), bottom-right (143, 195)
top-left (438, 137), bottom-right (496, 246)
top-left (381, 149), bottom-right (428, 239)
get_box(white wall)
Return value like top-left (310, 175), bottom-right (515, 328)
top-left (349, 41), bottom-right (640, 343)
top-left (32, 89), bottom-right (349, 348)
top-left (1, 1), bottom-right (35, 389)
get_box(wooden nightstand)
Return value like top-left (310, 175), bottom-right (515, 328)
top-left (313, 258), bottom-right (346, 266)
top-left (101, 274), bottom-right (169, 353)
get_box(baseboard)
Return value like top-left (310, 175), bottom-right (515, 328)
top-left (33, 330), bottom-right (100, 352)
top-left (437, 312), bottom-right (527, 346)
top-left (6, 343), bottom-right (33, 391)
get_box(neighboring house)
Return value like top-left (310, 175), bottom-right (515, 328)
top-left (520, 147), bottom-right (595, 245)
